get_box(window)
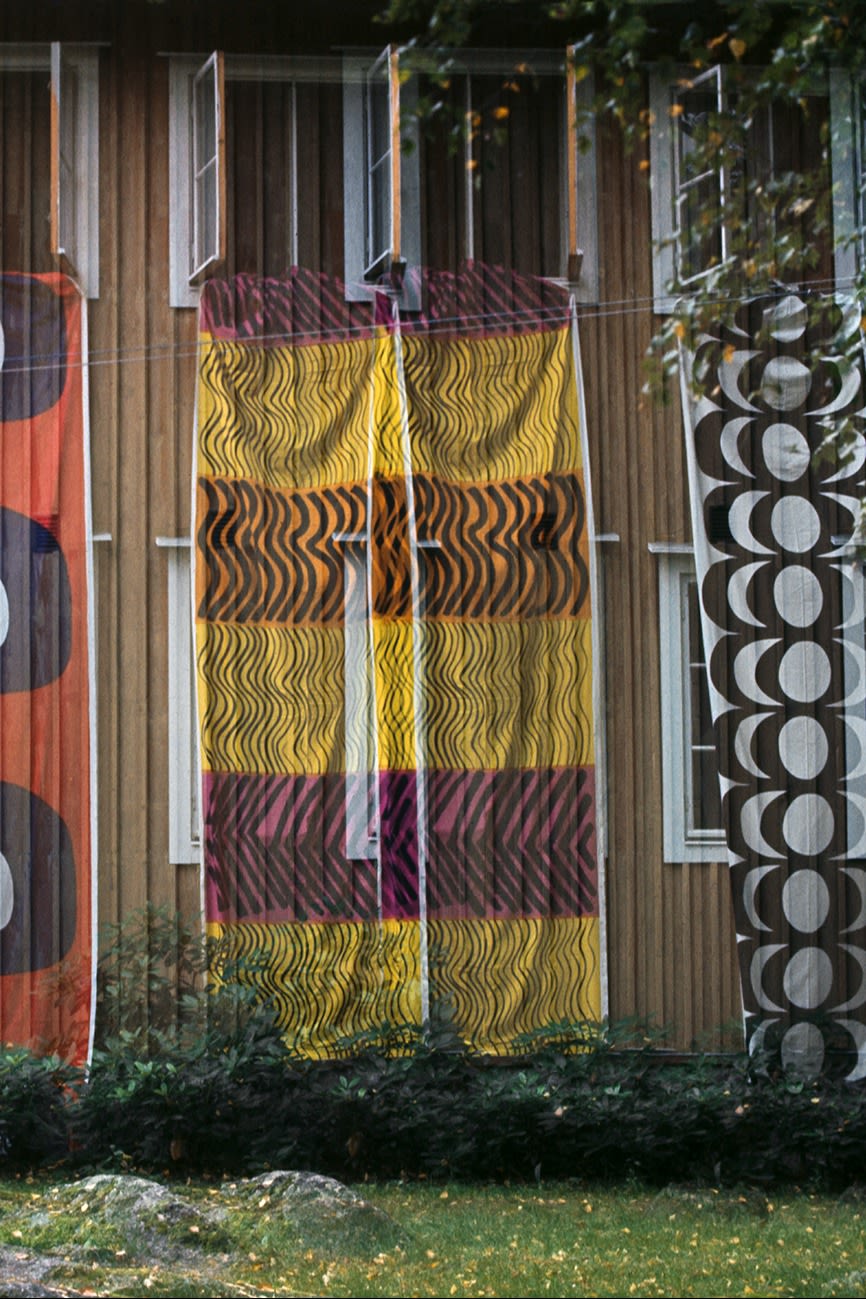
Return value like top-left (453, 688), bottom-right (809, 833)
top-left (658, 551), bottom-right (725, 863)
top-left (162, 541), bottom-right (201, 865)
top-left (170, 52), bottom-right (356, 307)
top-left (190, 52), bottom-right (226, 283)
top-left (169, 52), bottom-right (225, 306)
top-left (0, 44), bottom-right (99, 297)
top-left (564, 48), bottom-right (599, 302)
top-left (170, 48), bottom-right (596, 307)
top-left (50, 44), bottom-right (100, 298)
top-left (337, 535), bottom-right (379, 862)
top-left (343, 47), bottom-right (421, 309)
top-left (649, 64), bottom-right (846, 312)
top-left (418, 49), bottom-right (597, 296)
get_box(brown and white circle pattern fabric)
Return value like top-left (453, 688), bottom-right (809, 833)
top-left (682, 293), bottom-right (866, 1078)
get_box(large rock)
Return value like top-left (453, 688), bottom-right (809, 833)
top-left (61, 1173), bottom-right (231, 1261)
top-left (226, 1170), bottom-right (406, 1253)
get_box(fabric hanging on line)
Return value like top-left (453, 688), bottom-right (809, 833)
top-left (195, 264), bottom-right (600, 1056)
top-left (680, 292), bottom-right (866, 1079)
top-left (0, 273), bottom-right (92, 1065)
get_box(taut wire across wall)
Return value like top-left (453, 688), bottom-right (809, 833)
top-left (195, 266), bottom-right (601, 1056)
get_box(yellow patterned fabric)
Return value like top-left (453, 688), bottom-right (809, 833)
top-left (208, 915), bottom-right (599, 1056)
top-left (196, 269), bottom-right (601, 1057)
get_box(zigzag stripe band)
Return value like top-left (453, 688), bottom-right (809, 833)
top-left (204, 766), bottom-right (598, 925)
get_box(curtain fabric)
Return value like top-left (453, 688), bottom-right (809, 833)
top-left (681, 293), bottom-right (866, 1079)
top-left (0, 273), bottom-right (92, 1064)
top-left (196, 266), bottom-right (600, 1056)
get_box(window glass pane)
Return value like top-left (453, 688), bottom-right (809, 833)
top-left (57, 61), bottom-right (77, 258)
top-left (685, 576), bottom-right (722, 834)
top-left (195, 66), bottom-right (216, 170)
top-left (691, 744), bottom-right (722, 832)
top-left (676, 86), bottom-right (723, 280)
top-left (368, 69), bottom-right (390, 167)
top-left (365, 55), bottom-right (392, 276)
top-left (191, 53), bottom-right (221, 277)
top-left (195, 159), bottom-right (217, 270)
top-left (368, 155), bottom-right (390, 271)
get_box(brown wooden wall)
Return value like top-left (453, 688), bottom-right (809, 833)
top-left (0, 0), bottom-right (743, 1050)
top-left (582, 118), bottom-right (741, 1048)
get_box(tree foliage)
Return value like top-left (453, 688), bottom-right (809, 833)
top-left (383, 0), bottom-right (866, 417)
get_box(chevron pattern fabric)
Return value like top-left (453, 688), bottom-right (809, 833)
top-left (196, 266), bottom-right (600, 1056)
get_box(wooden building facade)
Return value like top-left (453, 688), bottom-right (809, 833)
top-left (9, 0), bottom-right (858, 1057)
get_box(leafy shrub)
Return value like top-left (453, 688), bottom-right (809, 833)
top-left (4, 907), bottom-right (866, 1186)
top-left (0, 1048), bottom-right (77, 1167)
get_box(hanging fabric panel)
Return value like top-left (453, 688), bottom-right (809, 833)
top-left (681, 293), bottom-right (866, 1079)
top-left (396, 267), bottom-right (600, 1050)
top-left (196, 266), bottom-right (600, 1056)
top-left (0, 273), bottom-right (92, 1064)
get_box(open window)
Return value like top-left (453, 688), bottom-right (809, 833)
top-left (170, 52), bottom-right (349, 308)
top-left (49, 44), bottom-right (100, 299)
top-left (168, 52), bottom-right (226, 305)
top-left (658, 551), bottom-right (726, 863)
top-left (191, 52), bottom-right (226, 283)
top-left (420, 49), bottom-right (595, 294)
top-left (343, 47), bottom-right (421, 309)
top-left (0, 43), bottom-right (101, 297)
top-left (564, 47), bottom-right (598, 301)
top-left (649, 64), bottom-right (844, 312)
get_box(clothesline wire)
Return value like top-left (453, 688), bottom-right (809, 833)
top-left (0, 276), bottom-right (855, 376)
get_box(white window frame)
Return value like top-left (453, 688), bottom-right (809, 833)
top-left (336, 534), bottom-right (379, 862)
top-left (169, 53), bottom-right (345, 308)
top-left (49, 43), bottom-right (100, 299)
top-left (650, 64), bottom-right (854, 312)
top-left (343, 47), bottom-right (421, 310)
top-left (658, 549), bottom-right (726, 863)
top-left (160, 540), bottom-right (201, 866)
top-left (0, 43), bottom-right (99, 298)
top-left (168, 51), bottom-right (225, 306)
top-left (190, 51), bottom-right (226, 284)
top-left (564, 49), bottom-right (599, 302)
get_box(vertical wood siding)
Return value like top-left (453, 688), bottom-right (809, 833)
top-left (0, 71), bottom-right (52, 274)
top-left (0, 6), bottom-right (743, 1049)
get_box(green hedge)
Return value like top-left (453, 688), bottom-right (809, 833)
top-left (4, 910), bottom-right (863, 1186)
top-left (5, 1019), bottom-right (866, 1187)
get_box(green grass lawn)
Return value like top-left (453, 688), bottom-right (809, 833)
top-left (344, 1183), bottom-right (866, 1298)
top-left (0, 1177), bottom-right (864, 1297)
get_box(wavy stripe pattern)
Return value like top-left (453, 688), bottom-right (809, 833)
top-left (198, 616), bottom-right (598, 777)
top-left (198, 334), bottom-right (374, 488)
top-left (420, 619), bottom-right (594, 770)
top-left (196, 477), bottom-right (367, 625)
top-left (207, 918), bottom-right (422, 1058)
top-left (428, 916), bottom-right (601, 1053)
top-left (197, 623), bottom-right (345, 776)
top-left (196, 268), bottom-right (600, 1056)
top-left (402, 328), bottom-right (582, 482)
top-left (207, 915), bottom-right (599, 1057)
top-left (197, 472), bottom-right (589, 626)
